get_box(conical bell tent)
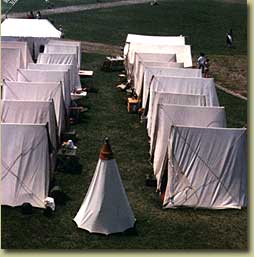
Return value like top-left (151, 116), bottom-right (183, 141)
top-left (73, 137), bottom-right (136, 235)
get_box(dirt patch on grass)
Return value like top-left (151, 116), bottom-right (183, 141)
top-left (209, 55), bottom-right (247, 97)
top-left (81, 41), bottom-right (122, 55)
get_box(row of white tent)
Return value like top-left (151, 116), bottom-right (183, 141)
top-left (1, 26), bottom-right (83, 209)
top-left (124, 34), bottom-right (247, 209)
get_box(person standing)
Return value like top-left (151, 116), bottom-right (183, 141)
top-left (197, 52), bottom-right (206, 75)
top-left (204, 58), bottom-right (210, 78)
top-left (226, 29), bottom-right (233, 48)
top-left (36, 11), bottom-right (41, 19)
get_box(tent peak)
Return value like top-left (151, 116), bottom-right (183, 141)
top-left (99, 137), bottom-right (113, 160)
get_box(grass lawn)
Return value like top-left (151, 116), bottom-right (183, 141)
top-left (1, 0), bottom-right (248, 250)
top-left (48, 0), bottom-right (247, 56)
top-left (1, 52), bottom-right (247, 249)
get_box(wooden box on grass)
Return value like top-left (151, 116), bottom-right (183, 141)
top-left (127, 98), bottom-right (141, 113)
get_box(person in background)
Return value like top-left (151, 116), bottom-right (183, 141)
top-left (27, 11), bottom-right (34, 19)
top-left (226, 29), bottom-right (233, 48)
top-left (59, 25), bottom-right (64, 38)
top-left (36, 11), bottom-right (41, 19)
top-left (197, 52), bottom-right (206, 75)
top-left (204, 58), bottom-right (210, 78)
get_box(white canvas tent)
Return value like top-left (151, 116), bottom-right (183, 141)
top-left (136, 65), bottom-right (202, 99)
top-left (147, 92), bottom-right (206, 139)
top-left (2, 81), bottom-right (66, 136)
top-left (44, 43), bottom-right (81, 68)
top-left (1, 41), bottom-right (33, 68)
top-left (37, 53), bottom-right (81, 89)
top-left (1, 123), bottom-right (50, 208)
top-left (126, 43), bottom-right (193, 69)
top-left (17, 68), bottom-right (71, 109)
top-left (152, 104), bottom-right (227, 191)
top-left (27, 63), bottom-right (76, 92)
top-left (164, 126), bottom-right (247, 209)
top-left (145, 75), bottom-right (219, 110)
top-left (124, 34), bottom-right (185, 57)
top-left (133, 61), bottom-right (184, 88)
top-left (74, 140), bottom-right (136, 235)
top-left (1, 100), bottom-right (58, 171)
top-left (130, 52), bottom-right (177, 79)
top-left (47, 39), bottom-right (82, 68)
top-left (1, 48), bottom-right (21, 81)
top-left (1, 18), bottom-right (62, 59)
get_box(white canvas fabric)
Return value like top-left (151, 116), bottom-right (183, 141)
top-left (73, 158), bottom-right (136, 235)
top-left (1, 100), bottom-right (58, 171)
top-left (145, 76), bottom-right (219, 109)
top-left (125, 34), bottom-right (185, 45)
top-left (124, 34), bottom-right (185, 57)
top-left (1, 41), bottom-right (33, 68)
top-left (2, 81), bottom-right (66, 136)
top-left (131, 60), bottom-right (184, 87)
top-left (1, 123), bottom-right (50, 208)
top-left (164, 126), bottom-right (247, 209)
top-left (47, 39), bottom-right (81, 67)
top-left (131, 52), bottom-right (177, 80)
top-left (1, 18), bottom-right (61, 60)
top-left (17, 68), bottom-right (71, 108)
top-left (152, 105), bottom-right (227, 191)
top-left (148, 92), bottom-right (206, 140)
top-left (137, 65), bottom-right (202, 99)
top-left (1, 36), bottom-right (49, 61)
top-left (45, 44), bottom-right (80, 68)
top-left (1, 18), bottom-right (62, 38)
top-left (1, 48), bottom-right (21, 81)
top-left (126, 43), bottom-right (192, 68)
top-left (28, 63), bottom-right (75, 92)
top-left (37, 53), bottom-right (81, 88)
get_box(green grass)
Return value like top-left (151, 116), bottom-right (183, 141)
top-left (1, 0), bottom-right (248, 250)
top-left (1, 53), bottom-right (248, 249)
top-left (48, 0), bottom-right (247, 55)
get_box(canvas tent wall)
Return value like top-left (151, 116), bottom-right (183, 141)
top-left (44, 43), bottom-right (81, 68)
top-left (27, 63), bottom-right (75, 92)
top-left (145, 76), bottom-right (219, 110)
top-left (1, 100), bottom-right (58, 171)
top-left (2, 81), bottom-right (66, 136)
top-left (124, 34), bottom-right (185, 57)
top-left (128, 55), bottom-right (183, 79)
top-left (1, 123), bottom-right (50, 208)
top-left (47, 39), bottom-right (82, 68)
top-left (136, 65), bottom-right (202, 99)
top-left (37, 53), bottom-right (81, 89)
top-left (147, 92), bottom-right (207, 139)
top-left (164, 126), bottom-right (247, 209)
top-left (151, 104), bottom-right (227, 191)
top-left (1, 41), bottom-right (33, 68)
top-left (17, 68), bottom-right (71, 109)
top-left (130, 52), bottom-right (177, 80)
top-left (126, 43), bottom-right (193, 69)
top-left (1, 48), bottom-right (21, 81)
top-left (1, 18), bottom-right (61, 59)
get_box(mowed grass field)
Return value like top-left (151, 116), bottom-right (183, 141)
top-left (1, 0), bottom-right (248, 250)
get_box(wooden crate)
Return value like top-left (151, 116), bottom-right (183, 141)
top-left (127, 98), bottom-right (141, 113)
